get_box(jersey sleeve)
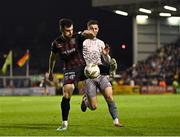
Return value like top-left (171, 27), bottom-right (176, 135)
top-left (83, 39), bottom-right (87, 46)
top-left (102, 41), bottom-right (106, 48)
top-left (100, 41), bottom-right (106, 54)
top-left (75, 33), bottom-right (86, 50)
top-left (51, 41), bottom-right (58, 54)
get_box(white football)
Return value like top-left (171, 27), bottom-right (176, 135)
top-left (84, 63), bottom-right (100, 79)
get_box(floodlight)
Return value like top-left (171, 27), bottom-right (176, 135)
top-left (114, 10), bottom-right (128, 16)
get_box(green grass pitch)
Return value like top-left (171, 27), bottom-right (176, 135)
top-left (0, 94), bottom-right (180, 136)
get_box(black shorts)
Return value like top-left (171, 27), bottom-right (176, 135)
top-left (63, 65), bottom-right (86, 85)
top-left (62, 64), bottom-right (110, 85)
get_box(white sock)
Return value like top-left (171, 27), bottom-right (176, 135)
top-left (113, 118), bottom-right (119, 124)
top-left (62, 121), bottom-right (68, 126)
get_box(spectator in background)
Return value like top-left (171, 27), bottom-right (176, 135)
top-left (172, 73), bottom-right (179, 88)
top-left (40, 72), bottom-right (52, 95)
top-left (122, 38), bottom-right (180, 87)
top-left (159, 77), bottom-right (167, 87)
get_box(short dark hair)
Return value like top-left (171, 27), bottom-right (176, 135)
top-left (59, 18), bottom-right (73, 32)
top-left (87, 20), bottom-right (99, 27)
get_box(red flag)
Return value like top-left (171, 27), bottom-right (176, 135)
top-left (17, 51), bottom-right (30, 67)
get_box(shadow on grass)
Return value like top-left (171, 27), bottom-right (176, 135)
top-left (0, 123), bottom-right (57, 129)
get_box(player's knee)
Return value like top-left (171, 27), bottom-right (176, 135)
top-left (63, 85), bottom-right (74, 98)
top-left (105, 95), bottom-right (113, 102)
top-left (63, 92), bottom-right (71, 99)
top-left (89, 103), bottom-right (98, 110)
top-left (91, 104), bottom-right (97, 110)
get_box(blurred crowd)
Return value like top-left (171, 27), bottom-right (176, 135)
top-left (1, 37), bottom-right (180, 89)
top-left (119, 38), bottom-right (180, 87)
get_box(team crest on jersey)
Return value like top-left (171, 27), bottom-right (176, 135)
top-left (70, 38), bottom-right (76, 45)
top-left (57, 44), bottom-right (63, 48)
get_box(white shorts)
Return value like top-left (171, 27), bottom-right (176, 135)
top-left (84, 75), bottom-right (112, 98)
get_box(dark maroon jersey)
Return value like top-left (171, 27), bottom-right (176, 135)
top-left (51, 33), bottom-right (86, 70)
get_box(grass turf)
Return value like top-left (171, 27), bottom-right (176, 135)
top-left (0, 94), bottom-right (180, 136)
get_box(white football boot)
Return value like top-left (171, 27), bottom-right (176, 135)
top-left (57, 121), bottom-right (68, 131)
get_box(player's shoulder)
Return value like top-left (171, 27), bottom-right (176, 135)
top-left (96, 38), bottom-right (104, 42)
top-left (96, 38), bottom-right (105, 45)
top-left (52, 36), bottom-right (65, 45)
top-left (83, 38), bottom-right (91, 42)
top-left (83, 38), bottom-right (92, 45)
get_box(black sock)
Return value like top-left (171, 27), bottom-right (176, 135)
top-left (61, 97), bottom-right (70, 121)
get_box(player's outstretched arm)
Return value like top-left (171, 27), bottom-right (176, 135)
top-left (82, 30), bottom-right (95, 39)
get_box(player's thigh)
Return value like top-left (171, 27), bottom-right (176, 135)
top-left (84, 79), bottom-right (97, 95)
top-left (101, 86), bottom-right (114, 102)
top-left (98, 75), bottom-right (112, 92)
top-left (84, 79), bottom-right (98, 109)
top-left (98, 76), bottom-right (113, 101)
top-left (63, 84), bottom-right (74, 98)
top-left (87, 95), bottom-right (98, 110)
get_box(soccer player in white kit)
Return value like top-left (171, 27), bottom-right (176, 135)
top-left (81, 20), bottom-right (123, 127)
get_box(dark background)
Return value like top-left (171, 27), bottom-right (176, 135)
top-left (0, 0), bottom-right (132, 74)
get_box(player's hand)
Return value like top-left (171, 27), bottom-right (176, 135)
top-left (48, 72), bottom-right (54, 81)
top-left (82, 30), bottom-right (95, 39)
top-left (102, 47), bottom-right (110, 56)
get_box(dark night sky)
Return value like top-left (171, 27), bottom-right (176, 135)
top-left (0, 0), bottom-right (132, 74)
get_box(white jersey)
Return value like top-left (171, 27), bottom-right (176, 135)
top-left (83, 38), bottom-right (105, 65)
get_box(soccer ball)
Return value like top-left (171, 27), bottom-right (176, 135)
top-left (84, 63), bottom-right (100, 79)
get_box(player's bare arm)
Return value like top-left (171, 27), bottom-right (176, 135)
top-left (48, 51), bottom-right (57, 81)
top-left (102, 47), bottom-right (111, 64)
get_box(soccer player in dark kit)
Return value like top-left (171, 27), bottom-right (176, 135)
top-left (48, 18), bottom-right (117, 131)
top-left (48, 18), bottom-right (95, 131)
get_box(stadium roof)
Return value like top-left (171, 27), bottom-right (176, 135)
top-left (92, 0), bottom-right (180, 17)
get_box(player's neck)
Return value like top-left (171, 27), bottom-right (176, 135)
top-left (62, 34), bottom-right (70, 40)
